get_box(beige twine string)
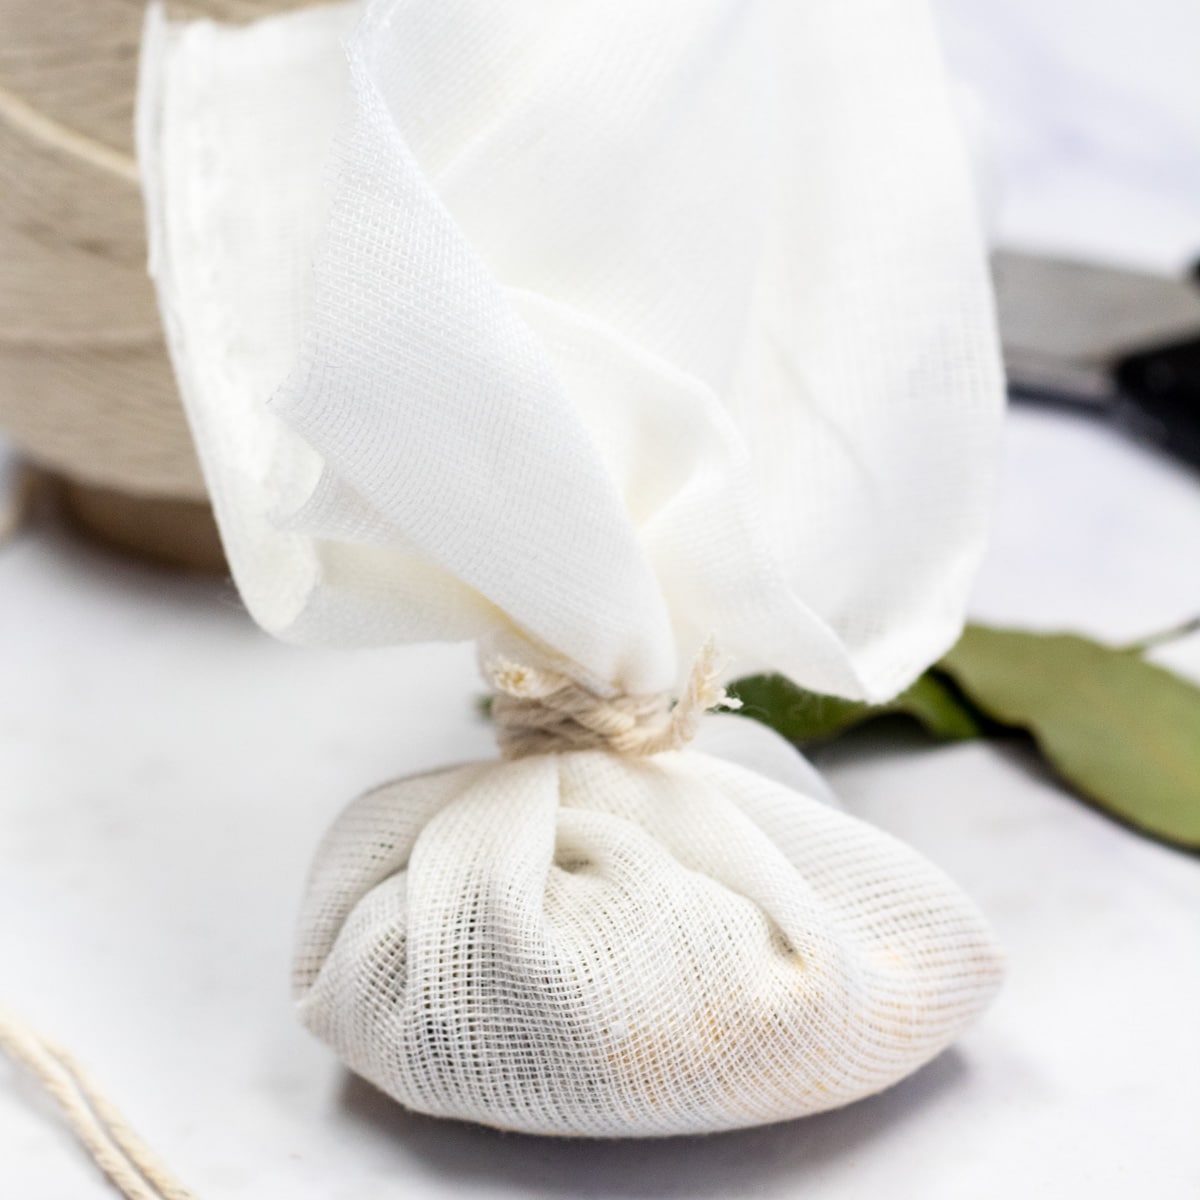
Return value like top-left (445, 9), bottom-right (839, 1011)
top-left (0, 1007), bottom-right (197, 1200)
top-left (485, 636), bottom-right (741, 759)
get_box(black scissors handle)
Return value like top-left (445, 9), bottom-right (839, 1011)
top-left (1113, 335), bottom-right (1200, 470)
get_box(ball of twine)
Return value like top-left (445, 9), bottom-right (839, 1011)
top-left (0, 0), bottom-right (317, 552)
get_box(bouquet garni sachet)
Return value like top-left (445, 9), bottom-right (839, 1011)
top-left (139, 0), bottom-right (1006, 1137)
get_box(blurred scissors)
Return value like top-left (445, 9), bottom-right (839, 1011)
top-left (995, 250), bottom-right (1200, 469)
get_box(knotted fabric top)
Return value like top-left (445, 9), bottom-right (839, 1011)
top-left (485, 638), bottom-right (740, 759)
top-left (140, 0), bottom-right (1004, 706)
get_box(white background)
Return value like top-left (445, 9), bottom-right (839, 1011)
top-left (4, 1), bottom-right (1200, 1196)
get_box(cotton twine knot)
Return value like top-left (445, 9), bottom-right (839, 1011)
top-left (484, 636), bottom-right (741, 759)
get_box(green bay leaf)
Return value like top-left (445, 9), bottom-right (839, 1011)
top-left (939, 625), bottom-right (1200, 847)
top-left (727, 669), bottom-right (983, 744)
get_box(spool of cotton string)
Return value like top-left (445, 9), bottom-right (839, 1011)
top-left (0, 0), bottom-right (316, 566)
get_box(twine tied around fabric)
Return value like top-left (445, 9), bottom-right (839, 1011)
top-left (484, 636), bottom-right (741, 759)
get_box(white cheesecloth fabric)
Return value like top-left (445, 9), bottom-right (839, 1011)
top-left (139, 0), bottom-right (1007, 1137)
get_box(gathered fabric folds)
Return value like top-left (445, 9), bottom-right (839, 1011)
top-left (140, 0), bottom-right (1007, 1137)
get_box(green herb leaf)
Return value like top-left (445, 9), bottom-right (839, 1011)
top-left (727, 669), bottom-right (984, 744)
top-left (892, 672), bottom-right (991, 741)
top-left (940, 625), bottom-right (1200, 847)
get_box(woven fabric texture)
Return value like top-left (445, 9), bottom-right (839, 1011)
top-left (296, 745), bottom-right (1002, 1137)
top-left (140, 0), bottom-right (1004, 703)
top-left (139, 0), bottom-right (1007, 1137)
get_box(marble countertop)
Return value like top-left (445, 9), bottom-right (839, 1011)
top-left (933, 0), bottom-right (1200, 274)
top-left (4, 2), bottom-right (1200, 1196)
top-left (4, 407), bottom-right (1199, 1200)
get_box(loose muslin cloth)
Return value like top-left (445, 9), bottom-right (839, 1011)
top-left (141, 0), bottom-right (1007, 1137)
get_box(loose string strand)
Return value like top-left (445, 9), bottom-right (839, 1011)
top-left (0, 1007), bottom-right (197, 1200)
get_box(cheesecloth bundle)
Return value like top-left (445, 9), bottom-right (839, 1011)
top-left (140, 0), bottom-right (1007, 1137)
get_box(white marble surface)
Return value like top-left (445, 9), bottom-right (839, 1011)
top-left (934, 0), bottom-right (1200, 273)
top-left (5, 3), bottom-right (1200, 1196)
top-left (3, 406), bottom-right (1200, 1200)
top-left (7, 415), bottom-right (1200, 1200)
